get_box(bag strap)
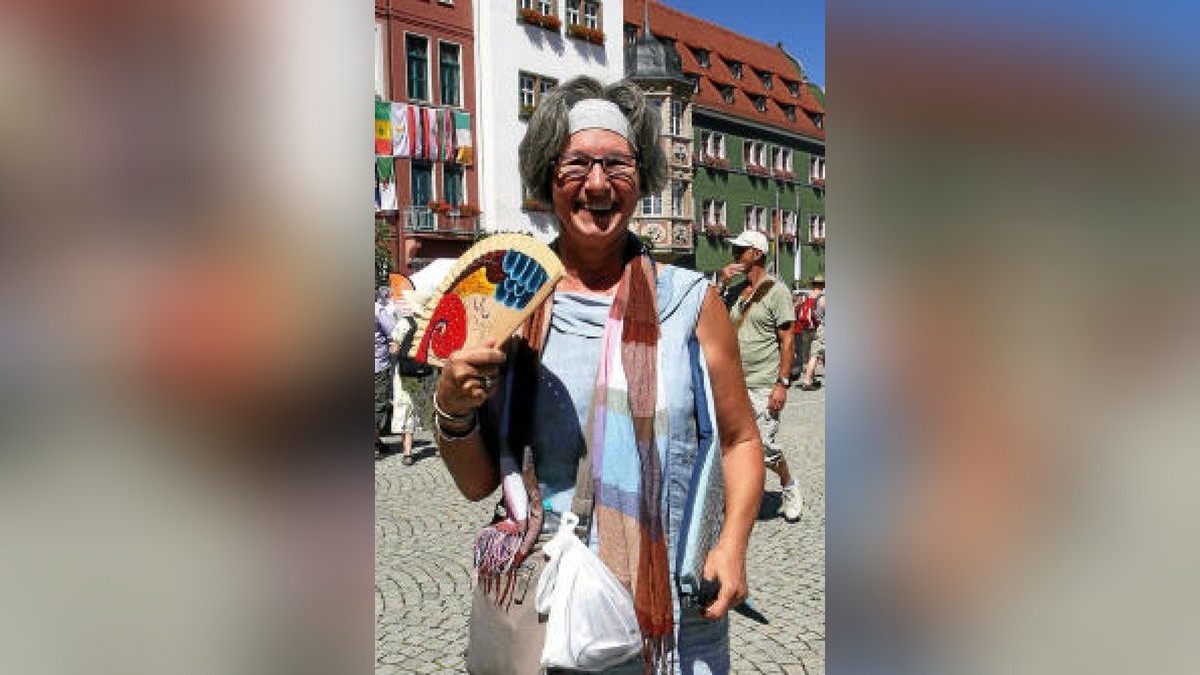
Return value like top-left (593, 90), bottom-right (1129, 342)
top-left (734, 278), bottom-right (776, 331)
top-left (569, 442), bottom-right (595, 544)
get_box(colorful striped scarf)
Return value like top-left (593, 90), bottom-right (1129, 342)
top-left (588, 239), bottom-right (674, 667)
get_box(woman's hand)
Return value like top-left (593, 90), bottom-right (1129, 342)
top-left (435, 339), bottom-right (507, 416)
top-left (700, 542), bottom-right (749, 620)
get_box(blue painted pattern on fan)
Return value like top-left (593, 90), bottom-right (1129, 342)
top-left (496, 250), bottom-right (550, 310)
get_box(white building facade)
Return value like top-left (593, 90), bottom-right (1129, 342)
top-left (474, 0), bottom-right (625, 241)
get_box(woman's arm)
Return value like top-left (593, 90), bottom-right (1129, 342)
top-left (434, 341), bottom-right (507, 501)
top-left (694, 285), bottom-right (766, 619)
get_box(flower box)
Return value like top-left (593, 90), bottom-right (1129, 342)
top-left (519, 104), bottom-right (537, 119)
top-left (773, 170), bottom-right (796, 181)
top-left (703, 225), bottom-right (729, 237)
top-left (567, 24), bottom-right (605, 45)
top-left (427, 200), bottom-right (452, 215)
top-left (518, 9), bottom-right (560, 32)
top-left (700, 155), bottom-right (730, 169)
top-left (457, 204), bottom-right (481, 217)
top-left (745, 165), bottom-right (771, 177)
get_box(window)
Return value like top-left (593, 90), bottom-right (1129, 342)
top-left (439, 42), bottom-right (461, 107)
top-left (520, 74), bottom-right (535, 108)
top-left (808, 214), bottom-right (826, 241)
top-left (744, 205), bottom-right (767, 232)
top-left (687, 73), bottom-right (700, 94)
top-left (624, 23), bottom-right (637, 45)
top-left (784, 104), bottom-right (796, 121)
top-left (693, 48), bottom-right (710, 68)
top-left (443, 165), bottom-right (464, 208)
top-left (752, 95), bottom-right (766, 113)
top-left (538, 0), bottom-right (553, 15)
top-left (702, 199), bottom-right (727, 226)
top-left (374, 21), bottom-right (388, 100)
top-left (583, 1), bottom-right (599, 28)
top-left (719, 85), bottom-right (734, 103)
top-left (810, 156), bottom-right (826, 181)
top-left (411, 162), bottom-right (433, 206)
top-left (566, 0), bottom-right (579, 25)
top-left (641, 191), bottom-right (663, 216)
top-left (760, 71), bottom-right (772, 89)
top-left (520, 0), bottom-right (535, 9)
top-left (671, 181), bottom-right (685, 217)
top-left (743, 140), bottom-right (765, 167)
top-left (773, 210), bottom-right (797, 235)
top-left (669, 100), bottom-right (682, 136)
top-left (770, 148), bottom-right (792, 172)
top-left (700, 131), bottom-right (725, 159)
top-left (785, 80), bottom-right (800, 96)
top-left (406, 34), bottom-right (429, 101)
top-left (519, 72), bottom-right (557, 114)
top-left (809, 112), bottom-right (824, 129)
top-left (728, 60), bottom-right (742, 79)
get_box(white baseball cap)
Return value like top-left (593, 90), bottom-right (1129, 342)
top-left (727, 230), bottom-right (769, 255)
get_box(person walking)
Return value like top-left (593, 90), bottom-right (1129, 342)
top-left (718, 230), bottom-right (804, 522)
top-left (798, 275), bottom-right (826, 390)
top-left (795, 274), bottom-right (825, 389)
top-left (431, 75), bottom-right (764, 673)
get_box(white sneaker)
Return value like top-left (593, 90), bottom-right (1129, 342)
top-left (781, 484), bottom-right (803, 522)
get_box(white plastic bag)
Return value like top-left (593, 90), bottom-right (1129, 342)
top-left (535, 512), bottom-right (642, 671)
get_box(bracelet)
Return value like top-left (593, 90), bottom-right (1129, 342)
top-left (433, 391), bottom-right (476, 424)
top-left (435, 412), bottom-right (479, 441)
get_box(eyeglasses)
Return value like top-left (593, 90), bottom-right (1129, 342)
top-left (554, 152), bottom-right (639, 183)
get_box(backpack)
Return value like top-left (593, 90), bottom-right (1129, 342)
top-left (797, 293), bottom-right (822, 331)
top-left (394, 315), bottom-right (434, 378)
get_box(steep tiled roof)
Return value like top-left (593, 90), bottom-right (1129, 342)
top-left (624, 0), bottom-right (824, 141)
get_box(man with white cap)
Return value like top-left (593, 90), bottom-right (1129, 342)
top-left (718, 229), bottom-right (804, 522)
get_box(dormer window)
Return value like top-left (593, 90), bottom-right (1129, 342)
top-left (693, 47), bottom-right (710, 68)
top-left (687, 73), bottom-right (700, 94)
top-left (785, 80), bottom-right (800, 96)
top-left (752, 95), bottom-right (766, 113)
top-left (729, 61), bottom-right (742, 79)
top-left (784, 104), bottom-right (796, 121)
top-left (808, 112), bottom-right (824, 129)
top-left (719, 85), bottom-right (734, 103)
top-left (760, 71), bottom-right (772, 89)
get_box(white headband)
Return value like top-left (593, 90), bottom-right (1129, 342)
top-left (567, 99), bottom-right (633, 143)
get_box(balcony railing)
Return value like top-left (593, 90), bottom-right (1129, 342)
top-left (403, 206), bottom-right (479, 237)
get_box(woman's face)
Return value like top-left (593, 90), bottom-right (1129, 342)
top-left (550, 128), bottom-right (640, 250)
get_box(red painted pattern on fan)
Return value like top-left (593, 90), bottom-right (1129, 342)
top-left (415, 292), bottom-right (467, 362)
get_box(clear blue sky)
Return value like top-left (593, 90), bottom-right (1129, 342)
top-left (661, 0), bottom-right (825, 87)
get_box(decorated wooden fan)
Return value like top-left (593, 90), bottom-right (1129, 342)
top-left (408, 233), bottom-right (564, 367)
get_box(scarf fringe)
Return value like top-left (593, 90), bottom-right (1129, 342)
top-left (641, 634), bottom-right (675, 674)
top-left (474, 521), bottom-right (523, 604)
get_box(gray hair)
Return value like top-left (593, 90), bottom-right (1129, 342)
top-left (518, 76), bottom-right (668, 203)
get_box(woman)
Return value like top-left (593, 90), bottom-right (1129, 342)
top-left (432, 76), bottom-right (764, 673)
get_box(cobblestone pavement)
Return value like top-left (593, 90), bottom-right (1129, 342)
top-left (376, 383), bottom-right (825, 674)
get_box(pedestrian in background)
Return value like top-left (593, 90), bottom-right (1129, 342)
top-left (718, 230), bottom-right (804, 523)
top-left (390, 290), bottom-right (436, 465)
top-left (798, 275), bottom-right (826, 390)
top-left (375, 286), bottom-right (398, 457)
top-left (795, 274), bottom-right (825, 388)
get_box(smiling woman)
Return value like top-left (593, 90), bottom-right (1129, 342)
top-left (437, 75), bottom-right (766, 674)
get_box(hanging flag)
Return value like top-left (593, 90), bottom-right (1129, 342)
top-left (425, 107), bottom-right (440, 161)
top-left (391, 102), bottom-right (411, 158)
top-left (453, 111), bottom-right (473, 165)
top-left (409, 105), bottom-right (423, 159)
top-left (375, 100), bottom-right (392, 156)
top-left (442, 108), bottom-right (455, 162)
top-left (376, 156), bottom-right (397, 211)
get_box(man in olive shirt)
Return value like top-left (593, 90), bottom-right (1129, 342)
top-left (719, 230), bottom-right (803, 522)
